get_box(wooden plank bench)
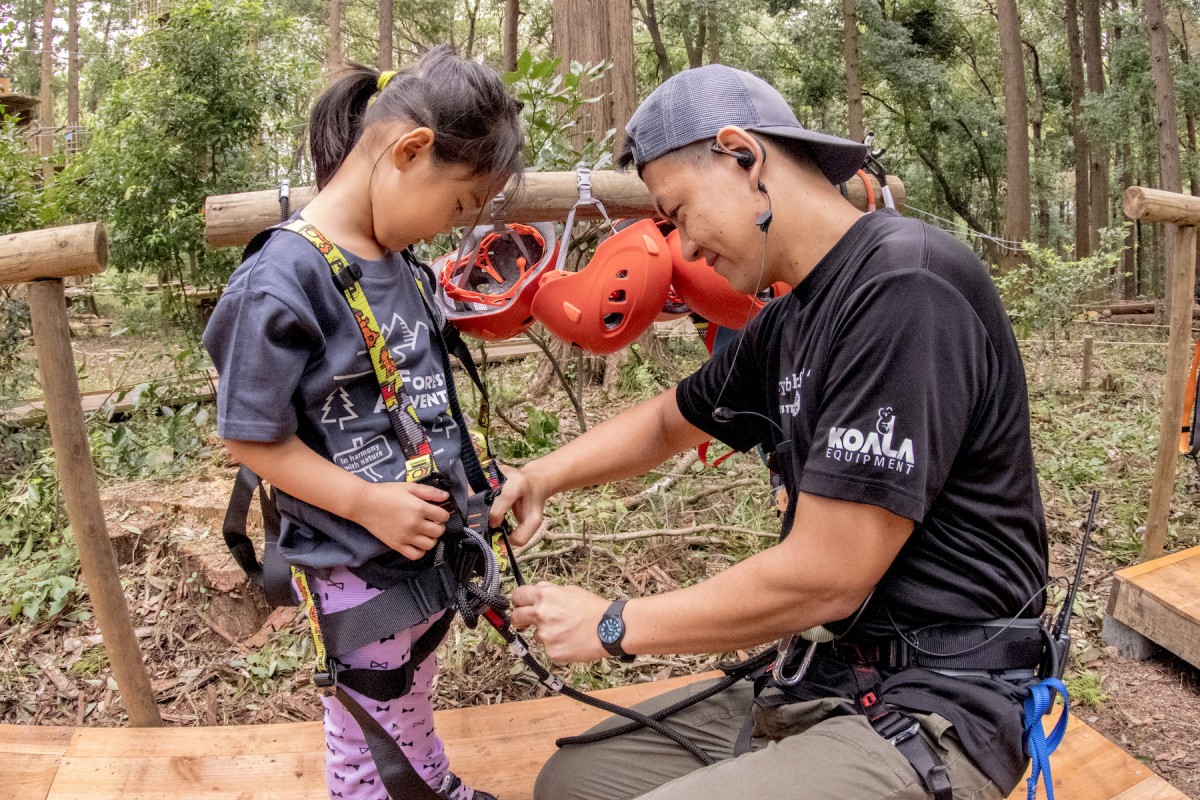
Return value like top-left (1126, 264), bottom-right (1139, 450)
top-left (1105, 545), bottom-right (1200, 669)
top-left (1, 673), bottom-right (1185, 800)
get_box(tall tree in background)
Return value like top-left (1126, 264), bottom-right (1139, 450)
top-left (996, 0), bottom-right (1031, 269)
top-left (67, 0), bottom-right (78, 152)
top-left (635, 0), bottom-right (673, 80)
top-left (1065, 0), bottom-right (1090, 258)
top-left (552, 0), bottom-right (635, 151)
top-left (38, 0), bottom-right (54, 175)
top-left (379, 0), bottom-right (393, 71)
top-left (503, 0), bottom-right (518, 72)
top-left (1145, 0), bottom-right (1183, 313)
top-left (843, 0), bottom-right (864, 142)
top-left (1083, 0), bottom-right (1109, 254)
top-left (328, 0), bottom-right (342, 72)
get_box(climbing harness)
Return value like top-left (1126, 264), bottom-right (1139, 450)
top-left (223, 217), bottom-right (514, 800)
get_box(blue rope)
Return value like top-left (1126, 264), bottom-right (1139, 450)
top-left (1023, 678), bottom-right (1070, 800)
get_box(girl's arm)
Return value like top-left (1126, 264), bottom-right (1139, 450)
top-left (224, 437), bottom-right (453, 561)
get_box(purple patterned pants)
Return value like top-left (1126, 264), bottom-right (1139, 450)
top-left (311, 566), bottom-right (458, 800)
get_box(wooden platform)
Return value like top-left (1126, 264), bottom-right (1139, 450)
top-left (1107, 545), bottom-right (1200, 669)
top-left (1, 673), bottom-right (1186, 800)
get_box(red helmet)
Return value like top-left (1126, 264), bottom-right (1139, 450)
top-left (433, 222), bottom-right (558, 341)
top-left (531, 218), bottom-right (673, 354)
top-left (666, 229), bottom-right (786, 330)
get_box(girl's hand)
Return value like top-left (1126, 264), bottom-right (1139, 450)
top-left (488, 465), bottom-right (549, 546)
top-left (352, 481), bottom-right (453, 561)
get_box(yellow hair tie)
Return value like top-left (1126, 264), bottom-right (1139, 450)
top-left (377, 70), bottom-right (396, 92)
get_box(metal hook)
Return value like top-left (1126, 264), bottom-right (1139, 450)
top-left (555, 167), bottom-right (612, 273)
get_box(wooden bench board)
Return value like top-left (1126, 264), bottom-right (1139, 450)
top-left (1, 674), bottom-right (1186, 800)
top-left (1109, 545), bottom-right (1200, 669)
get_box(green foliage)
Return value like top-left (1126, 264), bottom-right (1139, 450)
top-left (232, 634), bottom-right (308, 694)
top-left (994, 226), bottom-right (1127, 342)
top-left (0, 115), bottom-right (42, 234)
top-left (617, 344), bottom-right (670, 397)
top-left (44, 0), bottom-right (308, 293)
top-left (1066, 669), bottom-right (1108, 709)
top-left (504, 52), bottom-right (615, 172)
top-left (497, 404), bottom-right (561, 460)
top-left (0, 423), bottom-right (82, 622)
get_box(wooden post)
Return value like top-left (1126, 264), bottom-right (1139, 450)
top-left (1126, 187), bottom-right (1200, 561)
top-left (3, 224), bottom-right (162, 727)
top-left (1082, 334), bottom-right (1093, 390)
top-left (205, 171), bottom-right (908, 249)
top-left (1142, 224), bottom-right (1196, 560)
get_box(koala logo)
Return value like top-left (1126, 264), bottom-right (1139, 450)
top-left (876, 407), bottom-right (895, 435)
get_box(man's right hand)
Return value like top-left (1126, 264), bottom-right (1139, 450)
top-left (352, 481), bottom-right (452, 561)
top-left (488, 464), bottom-right (548, 546)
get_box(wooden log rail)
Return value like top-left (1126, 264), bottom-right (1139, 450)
top-left (0, 224), bottom-right (162, 728)
top-left (1123, 186), bottom-right (1200, 561)
top-left (205, 170), bottom-right (907, 249)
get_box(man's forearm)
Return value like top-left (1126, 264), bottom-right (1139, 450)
top-left (525, 388), bottom-right (710, 497)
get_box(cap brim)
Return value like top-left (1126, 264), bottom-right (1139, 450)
top-left (750, 125), bottom-right (868, 186)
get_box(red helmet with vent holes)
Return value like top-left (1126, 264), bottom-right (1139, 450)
top-left (531, 218), bottom-right (672, 354)
top-left (666, 229), bottom-right (787, 329)
top-left (433, 222), bottom-right (558, 341)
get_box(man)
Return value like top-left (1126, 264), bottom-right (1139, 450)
top-left (489, 64), bottom-right (1048, 800)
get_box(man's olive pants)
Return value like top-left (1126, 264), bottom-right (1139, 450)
top-left (534, 677), bottom-right (1008, 800)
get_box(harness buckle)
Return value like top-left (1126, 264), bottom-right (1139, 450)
top-left (313, 664), bottom-right (337, 691)
top-left (886, 720), bottom-right (921, 748)
top-left (771, 634), bottom-right (804, 685)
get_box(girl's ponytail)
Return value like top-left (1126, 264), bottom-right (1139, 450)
top-left (309, 64), bottom-right (382, 191)
top-left (308, 46), bottom-right (524, 194)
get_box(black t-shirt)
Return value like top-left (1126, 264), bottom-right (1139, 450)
top-left (677, 210), bottom-right (1048, 791)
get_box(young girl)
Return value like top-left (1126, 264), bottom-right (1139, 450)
top-left (203, 46), bottom-right (524, 800)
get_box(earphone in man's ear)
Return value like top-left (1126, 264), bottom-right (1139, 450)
top-left (710, 142), bottom-right (756, 171)
top-left (711, 141), bottom-right (772, 232)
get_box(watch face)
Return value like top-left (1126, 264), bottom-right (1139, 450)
top-left (598, 616), bottom-right (623, 645)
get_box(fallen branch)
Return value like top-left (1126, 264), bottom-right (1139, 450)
top-left (684, 478), bottom-right (760, 506)
top-left (32, 652), bottom-right (80, 699)
top-left (545, 525), bottom-right (774, 543)
top-left (621, 451), bottom-right (699, 510)
top-left (63, 625), bottom-right (155, 652)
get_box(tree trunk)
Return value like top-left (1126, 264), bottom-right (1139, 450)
top-left (843, 0), bottom-right (864, 141)
top-left (379, 0), bottom-right (393, 71)
top-left (1146, 0), bottom-right (1184, 315)
top-left (503, 0), bottom-right (519, 72)
top-left (1083, 0), bottom-right (1109, 255)
top-left (1122, 144), bottom-right (1137, 297)
top-left (39, 0), bottom-right (55, 176)
top-left (67, 0), bottom-right (78, 156)
top-left (1025, 40), bottom-right (1050, 245)
top-left (552, 0), bottom-right (636, 152)
top-left (706, 7), bottom-right (721, 65)
top-left (636, 0), bottom-right (673, 79)
top-left (996, 0), bottom-right (1031, 270)
top-left (1066, 0), bottom-right (1090, 258)
top-left (327, 0), bottom-right (341, 73)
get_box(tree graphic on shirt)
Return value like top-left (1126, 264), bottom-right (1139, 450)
top-left (321, 386), bottom-right (359, 430)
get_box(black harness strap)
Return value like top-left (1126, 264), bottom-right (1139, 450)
top-left (221, 464), bottom-right (295, 606)
top-left (853, 666), bottom-right (952, 800)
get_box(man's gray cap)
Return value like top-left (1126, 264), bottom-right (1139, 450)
top-left (625, 64), bottom-right (868, 185)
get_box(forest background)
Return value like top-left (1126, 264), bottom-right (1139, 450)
top-left (2, 0), bottom-right (1200, 795)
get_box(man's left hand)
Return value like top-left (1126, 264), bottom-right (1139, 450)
top-left (511, 582), bottom-right (611, 662)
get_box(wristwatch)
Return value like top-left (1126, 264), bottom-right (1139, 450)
top-left (597, 599), bottom-right (635, 662)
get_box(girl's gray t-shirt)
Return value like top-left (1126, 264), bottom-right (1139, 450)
top-left (203, 228), bottom-right (468, 572)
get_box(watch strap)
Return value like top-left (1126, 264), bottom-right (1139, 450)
top-left (599, 599), bottom-right (634, 662)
